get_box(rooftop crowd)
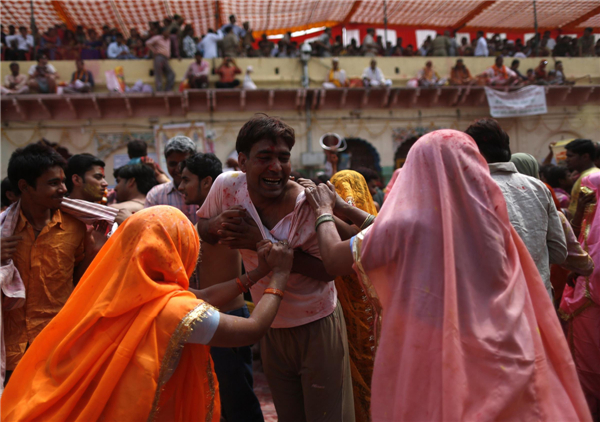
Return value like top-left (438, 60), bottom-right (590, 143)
top-left (1, 115), bottom-right (600, 421)
top-left (1, 15), bottom-right (597, 62)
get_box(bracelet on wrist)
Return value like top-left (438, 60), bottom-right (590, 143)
top-left (235, 277), bottom-right (248, 293)
top-left (315, 213), bottom-right (335, 231)
top-left (264, 287), bottom-right (284, 298)
top-left (360, 214), bottom-right (376, 231)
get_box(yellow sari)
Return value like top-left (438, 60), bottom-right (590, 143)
top-left (331, 170), bottom-right (382, 422)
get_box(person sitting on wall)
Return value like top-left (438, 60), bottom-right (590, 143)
top-left (63, 59), bottom-right (94, 94)
top-left (215, 56), bottom-right (241, 89)
top-left (479, 56), bottom-right (518, 86)
top-left (1, 62), bottom-right (29, 95)
top-left (185, 51), bottom-right (210, 89)
top-left (322, 57), bottom-right (348, 89)
top-left (449, 59), bottom-right (474, 85)
top-left (27, 53), bottom-right (59, 94)
top-left (362, 59), bottom-right (392, 88)
top-left (534, 59), bottom-right (549, 83)
top-left (554, 61), bottom-right (574, 85)
top-left (417, 60), bottom-right (445, 87)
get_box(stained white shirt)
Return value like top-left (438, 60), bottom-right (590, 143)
top-left (489, 162), bottom-right (567, 297)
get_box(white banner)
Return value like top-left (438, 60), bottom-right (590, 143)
top-left (484, 86), bottom-right (547, 118)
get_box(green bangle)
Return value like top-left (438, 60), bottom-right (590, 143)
top-left (315, 214), bottom-right (335, 231)
top-left (360, 214), bottom-right (376, 230)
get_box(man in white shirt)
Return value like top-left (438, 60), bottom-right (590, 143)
top-left (466, 118), bottom-right (567, 299)
top-left (362, 59), bottom-right (392, 87)
top-left (474, 31), bottom-right (489, 56)
top-left (543, 31), bottom-right (556, 51)
top-left (5, 26), bottom-right (34, 61)
top-left (220, 15), bottom-right (245, 41)
top-left (27, 53), bottom-right (59, 94)
top-left (197, 29), bottom-right (223, 59)
top-left (362, 28), bottom-right (378, 57)
top-left (107, 33), bottom-right (135, 59)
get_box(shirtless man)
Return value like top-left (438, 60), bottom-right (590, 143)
top-left (178, 152), bottom-right (264, 422)
top-left (111, 164), bottom-right (158, 214)
top-left (197, 115), bottom-right (355, 422)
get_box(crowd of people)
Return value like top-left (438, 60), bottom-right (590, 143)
top-left (2, 19), bottom-right (598, 62)
top-left (2, 15), bottom-right (594, 94)
top-left (1, 113), bottom-right (599, 421)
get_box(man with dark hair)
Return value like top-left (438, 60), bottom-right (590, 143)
top-left (510, 59), bottom-right (527, 81)
top-left (565, 139), bottom-right (600, 216)
top-left (466, 118), bottom-right (566, 298)
top-left (111, 164), bottom-right (158, 214)
top-left (1, 62), bottom-right (29, 95)
top-left (197, 114), bottom-right (354, 421)
top-left (66, 154), bottom-right (108, 203)
top-left (144, 135), bottom-right (198, 223)
top-left (2, 143), bottom-right (94, 381)
top-left (1, 177), bottom-right (19, 211)
top-left (356, 167), bottom-right (383, 208)
top-left (127, 139), bottom-right (148, 161)
top-left (178, 152), bottom-right (263, 421)
top-left (578, 27), bottom-right (595, 57)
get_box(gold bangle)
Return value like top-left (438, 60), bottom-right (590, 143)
top-left (264, 288), bottom-right (284, 298)
top-left (360, 214), bottom-right (376, 230)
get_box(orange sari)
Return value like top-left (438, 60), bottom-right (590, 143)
top-left (1, 206), bottom-right (220, 422)
top-left (331, 170), bottom-right (382, 422)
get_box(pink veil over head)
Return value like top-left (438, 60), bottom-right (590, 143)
top-left (360, 129), bottom-right (590, 421)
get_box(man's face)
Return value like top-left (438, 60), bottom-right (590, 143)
top-left (80, 165), bottom-right (108, 202)
top-left (239, 138), bottom-right (292, 200)
top-left (511, 62), bottom-right (519, 70)
top-left (28, 166), bottom-right (67, 210)
top-left (76, 60), bottom-right (84, 71)
top-left (10, 64), bottom-right (19, 76)
top-left (166, 151), bottom-right (190, 187)
top-left (178, 167), bottom-right (208, 206)
top-left (456, 60), bottom-right (463, 69)
top-left (371, 60), bottom-right (376, 69)
top-left (496, 57), bottom-right (503, 67)
top-left (367, 179), bottom-right (379, 198)
top-left (114, 176), bottom-right (132, 203)
top-left (19, 28), bottom-right (27, 36)
top-left (565, 150), bottom-right (586, 172)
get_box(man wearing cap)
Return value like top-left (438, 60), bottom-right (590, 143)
top-left (323, 58), bottom-right (348, 89)
top-left (243, 65), bottom-right (257, 90)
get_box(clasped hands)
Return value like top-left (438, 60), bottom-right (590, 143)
top-left (208, 205), bottom-right (265, 251)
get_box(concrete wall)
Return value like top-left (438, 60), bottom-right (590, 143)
top-left (2, 56), bottom-right (599, 91)
top-left (2, 104), bottom-right (599, 184)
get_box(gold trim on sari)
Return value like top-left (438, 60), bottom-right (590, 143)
top-left (148, 301), bottom-right (217, 422)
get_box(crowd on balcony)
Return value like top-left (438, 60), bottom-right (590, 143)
top-left (1, 14), bottom-right (598, 63)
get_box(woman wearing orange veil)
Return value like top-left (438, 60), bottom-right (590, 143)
top-left (329, 170), bottom-right (382, 422)
top-left (302, 130), bottom-right (591, 421)
top-left (2, 206), bottom-right (293, 421)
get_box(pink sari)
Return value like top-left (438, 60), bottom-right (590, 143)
top-left (359, 129), bottom-right (591, 421)
top-left (560, 172), bottom-right (600, 419)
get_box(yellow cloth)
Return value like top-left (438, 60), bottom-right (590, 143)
top-left (330, 170), bottom-right (382, 422)
top-left (2, 206), bottom-right (220, 422)
top-left (4, 209), bottom-right (86, 370)
top-left (569, 167), bottom-right (600, 216)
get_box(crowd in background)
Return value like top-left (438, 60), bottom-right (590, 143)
top-left (1, 14), bottom-right (598, 63)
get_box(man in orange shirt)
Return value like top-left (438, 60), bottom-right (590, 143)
top-left (215, 57), bottom-right (241, 88)
top-left (1, 143), bottom-right (99, 383)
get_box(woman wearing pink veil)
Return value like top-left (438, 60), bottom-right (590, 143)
top-left (303, 129), bottom-right (591, 421)
top-left (561, 171), bottom-right (600, 420)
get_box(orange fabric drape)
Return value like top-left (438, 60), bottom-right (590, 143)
top-left (331, 170), bottom-right (381, 422)
top-left (2, 206), bottom-right (220, 422)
